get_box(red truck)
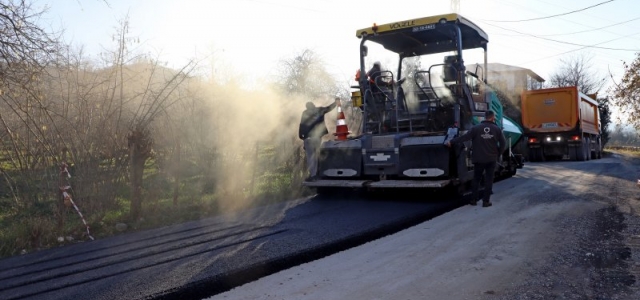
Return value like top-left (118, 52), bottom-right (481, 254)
top-left (521, 86), bottom-right (602, 161)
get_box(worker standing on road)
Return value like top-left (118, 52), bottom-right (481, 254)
top-left (446, 110), bottom-right (506, 207)
top-left (299, 99), bottom-right (338, 181)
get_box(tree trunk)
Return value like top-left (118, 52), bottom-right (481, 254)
top-left (172, 139), bottom-right (181, 207)
top-left (128, 129), bottom-right (152, 221)
top-left (129, 147), bottom-right (143, 221)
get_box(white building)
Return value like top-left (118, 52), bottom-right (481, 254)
top-left (486, 63), bottom-right (545, 105)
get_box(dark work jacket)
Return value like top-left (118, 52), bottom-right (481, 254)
top-left (298, 102), bottom-right (336, 140)
top-left (367, 65), bottom-right (381, 83)
top-left (450, 120), bottom-right (507, 164)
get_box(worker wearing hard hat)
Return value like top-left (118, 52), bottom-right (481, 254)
top-left (298, 99), bottom-right (338, 181)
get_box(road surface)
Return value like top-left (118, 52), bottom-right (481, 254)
top-left (0, 185), bottom-right (458, 300)
top-left (210, 153), bottom-right (640, 300)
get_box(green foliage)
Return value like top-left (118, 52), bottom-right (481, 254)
top-left (0, 136), bottom-right (306, 258)
top-left (0, 198), bottom-right (82, 257)
top-left (598, 97), bottom-right (611, 147)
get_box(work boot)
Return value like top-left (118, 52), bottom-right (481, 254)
top-left (482, 201), bottom-right (492, 207)
top-left (469, 200), bottom-right (478, 206)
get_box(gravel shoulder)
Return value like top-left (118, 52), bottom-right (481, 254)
top-left (210, 153), bottom-right (640, 300)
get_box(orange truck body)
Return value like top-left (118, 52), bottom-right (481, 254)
top-left (521, 86), bottom-right (602, 161)
top-left (521, 86), bottom-right (600, 135)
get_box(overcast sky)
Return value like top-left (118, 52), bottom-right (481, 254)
top-left (35, 0), bottom-right (639, 92)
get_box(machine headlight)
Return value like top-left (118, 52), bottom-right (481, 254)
top-left (545, 137), bottom-right (551, 142)
top-left (556, 136), bottom-right (561, 141)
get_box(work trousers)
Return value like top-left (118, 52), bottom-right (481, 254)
top-left (304, 138), bottom-right (321, 177)
top-left (472, 161), bottom-right (497, 203)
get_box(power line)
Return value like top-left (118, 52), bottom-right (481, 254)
top-left (518, 30), bottom-right (640, 65)
top-left (487, 0), bottom-right (640, 42)
top-left (483, 0), bottom-right (615, 22)
top-left (488, 16), bottom-right (640, 37)
top-left (533, 16), bottom-right (640, 37)
top-left (483, 22), bottom-right (640, 51)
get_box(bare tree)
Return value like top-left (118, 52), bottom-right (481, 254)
top-left (548, 53), bottom-right (611, 146)
top-left (0, 0), bottom-right (59, 163)
top-left (101, 17), bottom-right (197, 221)
top-left (0, 0), bottom-right (59, 87)
top-left (611, 52), bottom-right (640, 131)
top-left (276, 49), bottom-right (344, 100)
top-left (0, 0), bottom-right (60, 210)
top-left (548, 54), bottom-right (605, 94)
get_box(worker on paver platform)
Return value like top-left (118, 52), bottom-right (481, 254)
top-left (298, 99), bottom-right (338, 181)
top-left (446, 110), bottom-right (506, 207)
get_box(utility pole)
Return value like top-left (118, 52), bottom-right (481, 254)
top-left (451, 0), bottom-right (460, 13)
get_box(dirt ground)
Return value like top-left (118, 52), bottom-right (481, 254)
top-left (209, 152), bottom-right (640, 300)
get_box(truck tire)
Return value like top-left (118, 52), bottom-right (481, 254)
top-left (569, 147), bottom-right (577, 161)
top-left (589, 137), bottom-right (598, 160)
top-left (576, 140), bottom-right (587, 161)
top-left (586, 138), bottom-right (591, 161)
top-left (529, 148), bottom-right (542, 162)
top-left (528, 149), bottom-right (537, 162)
top-left (509, 164), bottom-right (517, 176)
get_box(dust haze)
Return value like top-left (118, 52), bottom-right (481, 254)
top-left (189, 76), bottom-right (344, 213)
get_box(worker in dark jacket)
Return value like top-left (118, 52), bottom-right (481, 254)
top-left (446, 110), bottom-right (506, 207)
top-left (299, 99), bottom-right (338, 181)
top-left (366, 61), bottom-right (382, 84)
top-left (366, 61), bottom-right (393, 88)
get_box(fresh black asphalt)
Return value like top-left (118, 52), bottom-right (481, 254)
top-left (0, 192), bottom-right (461, 300)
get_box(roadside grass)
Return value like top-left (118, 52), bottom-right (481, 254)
top-left (616, 149), bottom-right (640, 156)
top-left (604, 147), bottom-right (640, 158)
top-left (0, 167), bottom-right (302, 258)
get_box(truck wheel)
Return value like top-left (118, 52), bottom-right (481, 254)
top-left (576, 141), bottom-right (587, 161)
top-left (509, 165), bottom-right (517, 176)
top-left (528, 150), bottom-right (537, 162)
top-left (585, 138), bottom-right (591, 160)
top-left (589, 139), bottom-right (598, 159)
top-left (569, 146), bottom-right (577, 160)
top-left (529, 148), bottom-right (542, 162)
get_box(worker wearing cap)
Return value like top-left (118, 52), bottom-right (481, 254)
top-left (299, 99), bottom-right (338, 181)
top-left (446, 110), bottom-right (506, 207)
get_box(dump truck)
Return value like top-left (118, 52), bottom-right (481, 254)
top-left (521, 86), bottom-right (602, 161)
top-left (303, 13), bottom-right (523, 195)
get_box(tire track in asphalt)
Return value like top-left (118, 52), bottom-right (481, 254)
top-left (1, 226), bottom-right (286, 300)
top-left (0, 195), bottom-right (462, 300)
top-left (0, 223), bottom-right (247, 280)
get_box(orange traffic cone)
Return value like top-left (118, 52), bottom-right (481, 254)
top-left (334, 99), bottom-right (350, 140)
